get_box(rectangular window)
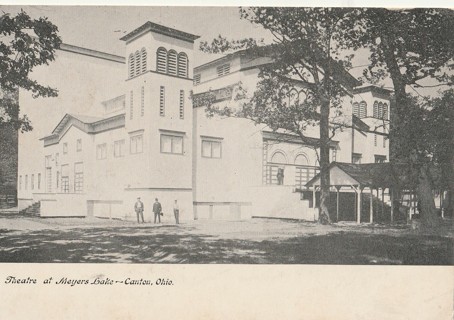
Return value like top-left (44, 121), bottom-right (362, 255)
top-left (201, 140), bottom-right (222, 158)
top-left (55, 153), bottom-right (59, 166)
top-left (375, 155), bottom-right (387, 163)
top-left (130, 135), bottom-right (143, 154)
top-left (194, 74), bottom-right (201, 85)
top-left (31, 174), bottom-right (34, 190)
top-left (45, 155), bottom-right (52, 167)
top-left (130, 90), bottom-right (134, 120)
top-left (37, 173), bottom-right (41, 190)
top-left (76, 139), bottom-right (82, 152)
top-left (141, 86), bottom-right (144, 117)
top-left (331, 147), bottom-right (337, 162)
top-left (352, 153), bottom-right (362, 164)
top-left (161, 134), bottom-right (183, 155)
top-left (63, 143), bottom-right (68, 154)
top-left (61, 164), bottom-right (69, 193)
top-left (19, 176), bottom-right (22, 190)
top-left (179, 90), bottom-right (184, 119)
top-left (96, 143), bottom-right (107, 160)
top-left (159, 86), bottom-right (165, 116)
top-left (74, 162), bottom-right (83, 193)
top-left (25, 175), bottom-right (28, 190)
top-left (374, 134), bottom-right (377, 147)
top-left (56, 171), bottom-right (60, 190)
top-left (114, 139), bottom-right (125, 157)
top-left (383, 136), bottom-right (387, 148)
top-left (216, 64), bottom-right (230, 77)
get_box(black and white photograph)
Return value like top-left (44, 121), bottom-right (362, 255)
top-left (0, 3), bottom-right (452, 319)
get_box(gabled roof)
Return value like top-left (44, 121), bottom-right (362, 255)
top-left (120, 21), bottom-right (200, 43)
top-left (305, 162), bottom-right (407, 188)
top-left (353, 85), bottom-right (393, 98)
top-left (41, 113), bottom-right (125, 147)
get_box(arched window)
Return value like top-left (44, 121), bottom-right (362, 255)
top-left (373, 101), bottom-right (379, 118)
top-left (141, 48), bottom-right (147, 73)
top-left (352, 102), bottom-right (359, 117)
top-left (128, 54), bottom-right (135, 78)
top-left (177, 52), bottom-right (188, 78)
top-left (359, 101), bottom-right (367, 118)
top-left (270, 151), bottom-right (287, 164)
top-left (156, 47), bottom-right (167, 73)
top-left (378, 102), bottom-right (384, 119)
top-left (167, 50), bottom-right (177, 76)
top-left (383, 103), bottom-right (388, 120)
top-left (294, 154), bottom-right (309, 166)
top-left (135, 50), bottom-right (141, 76)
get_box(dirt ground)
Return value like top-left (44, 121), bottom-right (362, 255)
top-left (0, 214), bottom-right (452, 264)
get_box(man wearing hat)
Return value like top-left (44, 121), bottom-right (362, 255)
top-left (134, 197), bottom-right (144, 223)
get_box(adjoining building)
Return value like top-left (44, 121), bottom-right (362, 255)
top-left (17, 21), bottom-right (391, 222)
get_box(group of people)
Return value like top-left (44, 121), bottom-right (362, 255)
top-left (134, 197), bottom-right (180, 225)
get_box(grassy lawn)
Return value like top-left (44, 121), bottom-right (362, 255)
top-left (0, 216), bottom-right (452, 264)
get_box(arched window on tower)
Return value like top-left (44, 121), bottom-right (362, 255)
top-left (135, 51), bottom-right (141, 76)
top-left (383, 103), bottom-right (388, 120)
top-left (128, 54), bottom-right (135, 79)
top-left (177, 52), bottom-right (188, 78)
top-left (378, 102), bottom-right (384, 119)
top-left (156, 47), bottom-right (167, 73)
top-left (141, 48), bottom-right (147, 73)
top-left (167, 50), bottom-right (178, 76)
top-left (359, 101), bottom-right (367, 118)
top-left (352, 102), bottom-right (359, 117)
top-left (373, 101), bottom-right (379, 118)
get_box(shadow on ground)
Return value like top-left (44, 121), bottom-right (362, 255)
top-left (0, 225), bottom-right (451, 265)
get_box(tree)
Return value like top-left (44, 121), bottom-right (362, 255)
top-left (198, 8), bottom-right (360, 224)
top-left (340, 8), bottom-right (454, 226)
top-left (0, 10), bottom-right (62, 132)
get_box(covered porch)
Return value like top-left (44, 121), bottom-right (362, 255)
top-left (305, 162), bottom-right (403, 224)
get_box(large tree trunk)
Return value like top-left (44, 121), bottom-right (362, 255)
top-left (381, 34), bottom-right (438, 227)
top-left (416, 165), bottom-right (438, 227)
top-left (318, 97), bottom-right (331, 224)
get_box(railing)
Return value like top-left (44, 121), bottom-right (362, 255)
top-left (264, 164), bottom-right (319, 188)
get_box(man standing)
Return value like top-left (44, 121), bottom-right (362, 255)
top-left (173, 199), bottom-right (180, 224)
top-left (153, 198), bottom-right (162, 224)
top-left (134, 197), bottom-right (144, 223)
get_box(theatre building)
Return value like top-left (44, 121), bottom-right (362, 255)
top-left (17, 21), bottom-right (391, 221)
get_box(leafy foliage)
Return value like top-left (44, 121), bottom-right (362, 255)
top-left (199, 8), bottom-right (362, 223)
top-left (0, 10), bottom-right (61, 131)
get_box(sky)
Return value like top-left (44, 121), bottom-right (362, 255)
top-left (0, 5), bottom-right (450, 97)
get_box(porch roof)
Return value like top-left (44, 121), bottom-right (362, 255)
top-left (305, 162), bottom-right (405, 189)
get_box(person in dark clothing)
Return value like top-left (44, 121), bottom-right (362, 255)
top-left (153, 198), bottom-right (162, 224)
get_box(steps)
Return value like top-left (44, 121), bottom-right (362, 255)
top-left (19, 202), bottom-right (41, 216)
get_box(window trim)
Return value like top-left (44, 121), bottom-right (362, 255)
top-left (130, 134), bottom-right (144, 155)
top-left (76, 139), bottom-right (82, 152)
top-left (96, 143), bottom-right (107, 160)
top-left (160, 133), bottom-right (184, 155)
top-left (201, 139), bottom-right (222, 159)
top-left (114, 139), bottom-right (126, 158)
top-left (63, 142), bottom-right (68, 154)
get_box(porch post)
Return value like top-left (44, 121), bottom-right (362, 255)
top-left (369, 187), bottom-right (374, 224)
top-left (381, 188), bottom-right (385, 216)
top-left (312, 185), bottom-right (317, 221)
top-left (336, 186), bottom-right (340, 222)
top-left (357, 186), bottom-right (362, 224)
top-left (390, 188), bottom-right (394, 223)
